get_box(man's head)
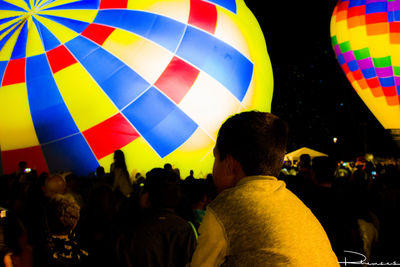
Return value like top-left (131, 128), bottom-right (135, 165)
top-left (299, 154), bottom-right (311, 168)
top-left (312, 156), bottom-right (336, 185)
top-left (213, 111), bottom-right (288, 191)
top-left (143, 168), bottom-right (182, 209)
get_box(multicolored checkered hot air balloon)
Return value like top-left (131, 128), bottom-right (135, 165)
top-left (0, 0), bottom-right (273, 177)
top-left (331, 0), bottom-right (400, 146)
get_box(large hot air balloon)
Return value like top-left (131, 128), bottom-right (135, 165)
top-left (331, 0), bottom-right (400, 148)
top-left (0, 0), bottom-right (273, 177)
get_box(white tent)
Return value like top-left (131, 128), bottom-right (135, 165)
top-left (285, 147), bottom-right (328, 161)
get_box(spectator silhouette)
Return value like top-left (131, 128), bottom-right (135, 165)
top-left (21, 174), bottom-right (67, 266)
top-left (65, 173), bottom-right (84, 208)
top-left (96, 166), bottom-right (105, 179)
top-left (116, 168), bottom-right (196, 267)
top-left (178, 178), bottom-right (210, 231)
top-left (78, 184), bottom-right (117, 267)
top-left (15, 162), bottom-right (27, 180)
top-left (2, 212), bottom-right (33, 267)
top-left (303, 156), bottom-right (363, 260)
top-left (110, 150), bottom-right (133, 200)
top-left (163, 163), bottom-right (172, 171)
top-left (185, 170), bottom-right (195, 183)
top-left (42, 194), bottom-right (88, 267)
top-left (372, 164), bottom-right (400, 262)
top-left (350, 169), bottom-right (379, 263)
top-left (290, 153), bottom-right (313, 200)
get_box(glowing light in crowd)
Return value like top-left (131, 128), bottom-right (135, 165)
top-left (0, 0), bottom-right (273, 176)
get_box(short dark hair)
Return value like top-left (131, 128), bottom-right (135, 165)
top-left (216, 111), bottom-right (288, 177)
top-left (144, 168), bottom-right (182, 208)
top-left (299, 154), bottom-right (311, 165)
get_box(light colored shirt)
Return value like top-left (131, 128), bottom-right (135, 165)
top-left (190, 208), bottom-right (227, 267)
top-left (191, 176), bottom-right (339, 267)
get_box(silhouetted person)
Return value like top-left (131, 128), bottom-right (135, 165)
top-left (116, 168), bottom-right (196, 267)
top-left (111, 150), bottom-right (132, 199)
top-left (96, 166), bottom-right (105, 178)
top-left (78, 184), bottom-right (117, 267)
top-left (42, 194), bottom-right (88, 267)
top-left (164, 163), bottom-right (173, 171)
top-left (2, 213), bottom-right (33, 267)
top-left (15, 162), bottom-right (27, 179)
top-left (185, 170), bottom-right (195, 183)
top-left (178, 178), bottom-right (209, 231)
top-left (303, 156), bottom-right (363, 260)
top-left (290, 153), bottom-right (313, 200)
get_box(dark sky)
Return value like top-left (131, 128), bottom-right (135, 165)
top-left (245, 0), bottom-right (400, 160)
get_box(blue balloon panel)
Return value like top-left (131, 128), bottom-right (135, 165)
top-left (176, 25), bottom-right (253, 101)
top-left (0, 61), bottom-right (7, 84)
top-left (0, 25), bottom-right (20, 52)
top-left (26, 54), bottom-right (79, 143)
top-left (38, 15), bottom-right (90, 33)
top-left (11, 21), bottom-right (28, 60)
top-left (123, 87), bottom-right (198, 158)
top-left (0, 1), bottom-right (26, 12)
top-left (41, 133), bottom-right (99, 176)
top-left (65, 36), bottom-right (151, 110)
top-left (206, 0), bottom-right (237, 13)
top-left (94, 9), bottom-right (186, 53)
top-left (42, 0), bottom-right (100, 10)
top-left (32, 17), bottom-right (61, 52)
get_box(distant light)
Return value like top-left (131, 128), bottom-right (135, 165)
top-left (333, 137), bottom-right (338, 143)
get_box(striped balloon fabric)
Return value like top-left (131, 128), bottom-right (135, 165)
top-left (0, 0), bottom-right (272, 176)
top-left (331, 0), bottom-right (400, 131)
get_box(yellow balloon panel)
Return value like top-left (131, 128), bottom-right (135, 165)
top-left (98, 127), bottom-right (215, 179)
top-left (26, 18), bottom-right (46, 57)
top-left (53, 63), bottom-right (119, 131)
top-left (102, 28), bottom-right (174, 85)
top-left (227, 0), bottom-right (272, 111)
top-left (357, 84), bottom-right (400, 129)
top-left (3, 0), bottom-right (29, 11)
top-left (127, 0), bottom-right (190, 24)
top-left (33, 15), bottom-right (78, 44)
top-left (0, 83), bottom-right (39, 150)
top-left (0, 23), bottom-right (23, 61)
top-left (37, 0), bottom-right (77, 10)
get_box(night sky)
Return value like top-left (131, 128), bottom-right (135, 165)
top-left (245, 0), bottom-right (400, 160)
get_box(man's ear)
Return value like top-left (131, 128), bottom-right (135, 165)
top-left (224, 154), bottom-right (235, 173)
top-left (225, 155), bottom-right (246, 181)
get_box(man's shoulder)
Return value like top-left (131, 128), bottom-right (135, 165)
top-left (211, 176), bottom-right (285, 203)
top-left (208, 175), bottom-right (298, 224)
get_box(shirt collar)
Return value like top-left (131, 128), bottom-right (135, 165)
top-left (236, 175), bottom-right (277, 186)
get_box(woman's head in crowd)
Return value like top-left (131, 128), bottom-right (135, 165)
top-left (45, 193), bottom-right (80, 235)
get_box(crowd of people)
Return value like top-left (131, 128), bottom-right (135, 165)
top-left (0, 111), bottom-right (399, 266)
top-left (279, 154), bottom-right (400, 263)
top-left (0, 154), bottom-right (217, 266)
